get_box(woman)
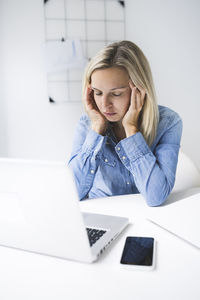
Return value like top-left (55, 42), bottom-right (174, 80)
top-left (68, 40), bottom-right (182, 206)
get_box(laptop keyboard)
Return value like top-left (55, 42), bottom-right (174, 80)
top-left (86, 228), bottom-right (107, 247)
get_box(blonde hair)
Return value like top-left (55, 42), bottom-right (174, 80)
top-left (82, 40), bottom-right (159, 146)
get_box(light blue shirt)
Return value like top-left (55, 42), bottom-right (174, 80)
top-left (68, 105), bottom-right (183, 206)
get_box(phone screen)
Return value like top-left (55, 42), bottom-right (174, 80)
top-left (120, 237), bottom-right (154, 266)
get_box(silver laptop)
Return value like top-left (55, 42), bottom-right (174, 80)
top-left (0, 158), bottom-right (129, 263)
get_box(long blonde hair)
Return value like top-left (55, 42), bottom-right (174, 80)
top-left (82, 40), bottom-right (159, 146)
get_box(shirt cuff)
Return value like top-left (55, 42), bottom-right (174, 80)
top-left (115, 132), bottom-right (151, 162)
top-left (81, 129), bottom-right (105, 155)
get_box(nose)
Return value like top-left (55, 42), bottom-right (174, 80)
top-left (101, 94), bottom-right (113, 109)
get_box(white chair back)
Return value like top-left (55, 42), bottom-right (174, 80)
top-left (173, 150), bottom-right (200, 192)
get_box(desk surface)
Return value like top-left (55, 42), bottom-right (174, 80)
top-left (0, 189), bottom-right (200, 300)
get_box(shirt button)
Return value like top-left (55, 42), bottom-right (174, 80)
top-left (127, 182), bottom-right (130, 185)
top-left (117, 147), bottom-right (120, 151)
top-left (90, 169), bottom-right (94, 174)
top-left (122, 156), bottom-right (126, 160)
top-left (104, 158), bottom-right (108, 162)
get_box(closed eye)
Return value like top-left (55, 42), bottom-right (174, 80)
top-left (94, 92), bottom-right (102, 96)
top-left (112, 93), bottom-right (122, 97)
top-left (91, 88), bottom-right (102, 96)
top-left (94, 92), bottom-right (121, 97)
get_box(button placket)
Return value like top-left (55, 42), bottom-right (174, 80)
top-left (101, 153), bottom-right (116, 167)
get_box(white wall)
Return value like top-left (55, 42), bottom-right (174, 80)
top-left (0, 0), bottom-right (200, 168)
top-left (126, 0), bottom-right (200, 169)
top-left (0, 0), bottom-right (84, 161)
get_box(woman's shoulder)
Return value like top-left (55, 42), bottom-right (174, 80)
top-left (150, 106), bottom-right (182, 149)
top-left (158, 105), bottom-right (182, 126)
top-left (152, 105), bottom-right (183, 146)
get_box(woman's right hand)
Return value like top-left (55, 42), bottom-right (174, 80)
top-left (83, 85), bottom-right (108, 135)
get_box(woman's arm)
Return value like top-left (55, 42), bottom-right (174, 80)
top-left (69, 84), bottom-right (108, 200)
top-left (115, 118), bottom-right (183, 206)
top-left (68, 116), bottom-right (105, 200)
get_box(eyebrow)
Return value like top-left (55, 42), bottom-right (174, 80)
top-left (91, 86), bottom-right (127, 91)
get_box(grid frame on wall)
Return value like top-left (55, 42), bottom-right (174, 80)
top-left (44, 0), bottom-right (126, 103)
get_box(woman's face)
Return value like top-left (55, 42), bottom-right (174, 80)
top-left (91, 67), bottom-right (132, 123)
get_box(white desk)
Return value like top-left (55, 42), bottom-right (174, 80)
top-left (0, 189), bottom-right (200, 300)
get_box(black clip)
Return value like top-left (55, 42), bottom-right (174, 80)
top-left (118, 1), bottom-right (125, 7)
top-left (49, 97), bottom-right (55, 103)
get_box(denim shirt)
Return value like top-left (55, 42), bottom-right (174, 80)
top-left (68, 105), bottom-right (183, 206)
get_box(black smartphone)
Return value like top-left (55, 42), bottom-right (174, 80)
top-left (120, 236), bottom-right (156, 270)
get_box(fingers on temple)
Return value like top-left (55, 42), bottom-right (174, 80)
top-left (130, 87), bottom-right (140, 110)
top-left (141, 90), bottom-right (146, 106)
top-left (84, 85), bottom-right (92, 104)
top-left (136, 88), bottom-right (146, 110)
top-left (136, 90), bottom-right (142, 110)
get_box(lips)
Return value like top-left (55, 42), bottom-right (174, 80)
top-left (104, 112), bottom-right (116, 117)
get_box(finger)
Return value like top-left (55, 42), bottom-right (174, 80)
top-left (129, 82), bottom-right (142, 108)
top-left (83, 87), bottom-right (93, 113)
top-left (140, 90), bottom-right (146, 107)
top-left (128, 80), bottom-right (136, 91)
top-left (134, 88), bottom-right (144, 111)
top-left (84, 85), bottom-right (93, 106)
top-left (83, 85), bottom-right (89, 101)
top-left (136, 86), bottom-right (146, 105)
top-left (130, 87), bottom-right (137, 109)
top-left (140, 90), bottom-right (146, 106)
top-left (136, 90), bottom-right (142, 110)
top-left (129, 81), bottom-right (145, 100)
top-left (86, 85), bottom-right (92, 98)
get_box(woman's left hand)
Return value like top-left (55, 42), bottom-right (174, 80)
top-left (122, 81), bottom-right (146, 137)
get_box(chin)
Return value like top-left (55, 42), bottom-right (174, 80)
top-left (105, 115), bottom-right (121, 122)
